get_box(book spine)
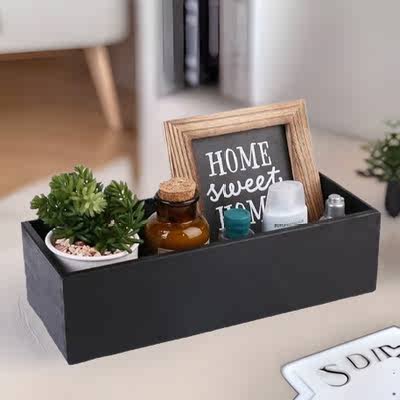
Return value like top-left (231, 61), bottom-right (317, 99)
top-left (206, 0), bottom-right (220, 83)
top-left (159, 0), bottom-right (185, 95)
top-left (209, 0), bottom-right (220, 59)
top-left (173, 0), bottom-right (185, 86)
top-left (185, 0), bottom-right (200, 86)
top-left (185, 0), bottom-right (219, 86)
top-left (220, 0), bottom-right (250, 102)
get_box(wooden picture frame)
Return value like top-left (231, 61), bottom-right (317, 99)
top-left (164, 100), bottom-right (324, 226)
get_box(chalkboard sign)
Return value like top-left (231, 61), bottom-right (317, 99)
top-left (192, 126), bottom-right (293, 235)
top-left (164, 100), bottom-right (324, 236)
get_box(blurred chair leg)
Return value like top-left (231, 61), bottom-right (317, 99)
top-left (84, 46), bottom-right (123, 132)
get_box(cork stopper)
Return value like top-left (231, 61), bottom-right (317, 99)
top-left (158, 177), bottom-right (196, 202)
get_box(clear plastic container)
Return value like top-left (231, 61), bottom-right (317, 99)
top-left (262, 181), bottom-right (308, 232)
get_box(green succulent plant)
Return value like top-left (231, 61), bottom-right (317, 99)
top-left (358, 123), bottom-right (400, 182)
top-left (31, 165), bottom-right (147, 254)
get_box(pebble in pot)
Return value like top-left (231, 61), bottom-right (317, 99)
top-left (45, 231), bottom-right (140, 273)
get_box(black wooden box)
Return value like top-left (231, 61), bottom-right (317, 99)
top-left (22, 175), bottom-right (380, 364)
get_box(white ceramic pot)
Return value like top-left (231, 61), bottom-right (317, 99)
top-left (45, 230), bottom-right (139, 273)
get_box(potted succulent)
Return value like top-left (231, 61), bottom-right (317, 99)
top-left (358, 122), bottom-right (400, 217)
top-left (31, 165), bottom-right (147, 272)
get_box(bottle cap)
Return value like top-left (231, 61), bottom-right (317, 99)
top-left (325, 194), bottom-right (345, 218)
top-left (266, 180), bottom-right (306, 213)
top-left (327, 193), bottom-right (344, 206)
top-left (159, 177), bottom-right (196, 202)
top-left (224, 208), bottom-right (251, 240)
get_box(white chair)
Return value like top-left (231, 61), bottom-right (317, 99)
top-left (0, 0), bottom-right (129, 131)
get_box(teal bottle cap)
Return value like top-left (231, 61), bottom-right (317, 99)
top-left (223, 208), bottom-right (251, 240)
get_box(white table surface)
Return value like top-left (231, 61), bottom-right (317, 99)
top-left (1, 130), bottom-right (397, 399)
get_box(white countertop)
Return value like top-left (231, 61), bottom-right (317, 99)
top-left (1, 130), bottom-right (397, 399)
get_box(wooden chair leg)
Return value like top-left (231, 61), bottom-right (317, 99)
top-left (84, 46), bottom-right (123, 132)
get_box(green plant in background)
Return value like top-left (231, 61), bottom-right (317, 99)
top-left (358, 121), bottom-right (400, 182)
top-left (31, 165), bottom-right (147, 253)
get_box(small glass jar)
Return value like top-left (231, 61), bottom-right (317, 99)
top-left (144, 178), bottom-right (210, 254)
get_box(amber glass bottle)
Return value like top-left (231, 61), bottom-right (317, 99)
top-left (144, 178), bottom-right (210, 254)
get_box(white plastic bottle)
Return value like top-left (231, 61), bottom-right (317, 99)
top-left (262, 181), bottom-right (308, 232)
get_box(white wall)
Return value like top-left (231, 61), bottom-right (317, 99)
top-left (133, 0), bottom-right (163, 197)
top-left (251, 0), bottom-right (400, 139)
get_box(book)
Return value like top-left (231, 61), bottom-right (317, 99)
top-left (184, 0), bottom-right (219, 86)
top-left (220, 0), bottom-right (250, 102)
top-left (159, 0), bottom-right (185, 95)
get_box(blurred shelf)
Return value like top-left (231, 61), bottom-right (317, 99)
top-left (157, 86), bottom-right (246, 121)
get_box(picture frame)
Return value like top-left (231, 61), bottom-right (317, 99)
top-left (164, 100), bottom-right (324, 233)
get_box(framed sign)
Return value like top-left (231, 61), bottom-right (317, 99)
top-left (164, 100), bottom-right (323, 237)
